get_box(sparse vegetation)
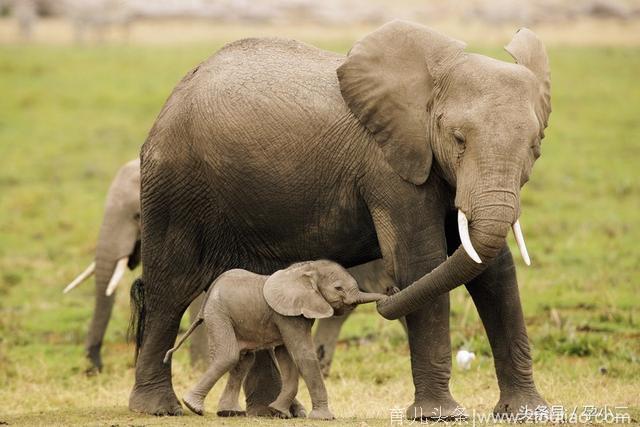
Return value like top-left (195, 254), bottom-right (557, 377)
top-left (0, 34), bottom-right (638, 425)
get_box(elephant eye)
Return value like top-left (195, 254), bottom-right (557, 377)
top-left (334, 284), bottom-right (344, 292)
top-left (453, 129), bottom-right (466, 145)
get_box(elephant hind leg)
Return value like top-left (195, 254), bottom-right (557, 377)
top-left (128, 274), bottom-right (211, 415)
top-left (128, 300), bottom-right (184, 415)
top-left (184, 315), bottom-right (239, 416)
top-left (217, 352), bottom-right (255, 416)
top-left (268, 346), bottom-right (299, 418)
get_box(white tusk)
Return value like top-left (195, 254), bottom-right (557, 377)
top-left (105, 257), bottom-right (129, 296)
top-left (63, 262), bottom-right (96, 294)
top-left (458, 210), bottom-right (482, 264)
top-left (512, 220), bottom-right (531, 266)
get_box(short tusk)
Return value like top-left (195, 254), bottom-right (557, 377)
top-left (105, 257), bottom-right (129, 296)
top-left (512, 220), bottom-right (531, 266)
top-left (458, 210), bottom-right (482, 264)
top-left (63, 262), bottom-right (96, 294)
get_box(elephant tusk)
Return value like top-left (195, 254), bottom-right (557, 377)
top-left (512, 219), bottom-right (531, 266)
top-left (458, 210), bottom-right (482, 264)
top-left (105, 257), bottom-right (129, 296)
top-left (63, 262), bottom-right (96, 294)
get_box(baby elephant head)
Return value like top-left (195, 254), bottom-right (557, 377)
top-left (263, 260), bottom-right (388, 319)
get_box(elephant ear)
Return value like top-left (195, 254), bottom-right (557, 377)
top-left (264, 264), bottom-right (334, 319)
top-left (504, 28), bottom-right (552, 137)
top-left (337, 20), bottom-right (466, 185)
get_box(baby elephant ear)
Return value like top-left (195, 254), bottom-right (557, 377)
top-left (264, 264), bottom-right (334, 319)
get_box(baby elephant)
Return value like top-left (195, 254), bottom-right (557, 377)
top-left (164, 260), bottom-right (388, 419)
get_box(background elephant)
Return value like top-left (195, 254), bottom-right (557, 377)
top-left (63, 158), bottom-right (141, 373)
top-left (131, 20), bottom-right (550, 418)
top-left (64, 159), bottom-right (399, 374)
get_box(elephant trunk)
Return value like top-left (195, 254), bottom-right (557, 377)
top-left (351, 290), bottom-right (388, 305)
top-left (85, 254), bottom-right (118, 370)
top-left (85, 215), bottom-right (139, 371)
top-left (377, 190), bottom-right (516, 320)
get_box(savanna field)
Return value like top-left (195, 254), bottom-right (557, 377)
top-left (0, 23), bottom-right (639, 426)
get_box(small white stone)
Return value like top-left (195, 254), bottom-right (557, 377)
top-left (456, 350), bottom-right (476, 370)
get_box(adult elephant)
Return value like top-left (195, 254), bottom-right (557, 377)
top-left (131, 21), bottom-right (551, 419)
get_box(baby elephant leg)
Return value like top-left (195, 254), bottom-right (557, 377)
top-left (279, 318), bottom-right (334, 420)
top-left (183, 316), bottom-right (239, 416)
top-left (217, 352), bottom-right (255, 417)
top-left (268, 346), bottom-right (299, 418)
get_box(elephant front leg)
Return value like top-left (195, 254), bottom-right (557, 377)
top-left (465, 246), bottom-right (547, 416)
top-left (366, 178), bottom-right (462, 420)
top-left (405, 294), bottom-right (464, 420)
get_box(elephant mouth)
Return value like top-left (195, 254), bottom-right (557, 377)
top-left (457, 209), bottom-right (530, 266)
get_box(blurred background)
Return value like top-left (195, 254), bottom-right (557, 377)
top-left (0, 0), bottom-right (638, 425)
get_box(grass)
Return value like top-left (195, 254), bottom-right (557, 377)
top-left (0, 33), bottom-right (639, 426)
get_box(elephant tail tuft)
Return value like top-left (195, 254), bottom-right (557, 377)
top-left (128, 277), bottom-right (146, 364)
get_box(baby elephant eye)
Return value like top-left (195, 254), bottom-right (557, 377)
top-left (334, 285), bottom-right (344, 292)
top-left (453, 129), bottom-right (466, 145)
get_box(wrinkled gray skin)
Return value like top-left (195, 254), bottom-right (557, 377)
top-left (68, 159), bottom-right (396, 375)
top-left (132, 21), bottom-right (551, 419)
top-left (164, 261), bottom-right (388, 420)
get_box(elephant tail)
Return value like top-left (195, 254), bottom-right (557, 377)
top-left (162, 317), bottom-right (203, 364)
top-left (128, 277), bottom-right (145, 364)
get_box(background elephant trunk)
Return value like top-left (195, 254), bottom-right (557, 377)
top-left (85, 214), bottom-right (140, 372)
top-left (377, 188), bottom-right (517, 320)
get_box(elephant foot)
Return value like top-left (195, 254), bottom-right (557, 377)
top-left (128, 383), bottom-right (183, 416)
top-left (246, 403), bottom-right (272, 417)
top-left (290, 398), bottom-right (307, 418)
top-left (494, 389), bottom-right (548, 420)
top-left (407, 395), bottom-right (467, 421)
top-left (182, 393), bottom-right (204, 416)
top-left (267, 403), bottom-right (291, 419)
top-left (217, 409), bottom-right (246, 417)
top-left (308, 407), bottom-right (335, 420)
top-left (217, 397), bottom-right (244, 417)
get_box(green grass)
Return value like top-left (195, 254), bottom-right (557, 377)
top-left (0, 39), bottom-right (639, 426)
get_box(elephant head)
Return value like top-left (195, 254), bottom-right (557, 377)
top-left (63, 158), bottom-right (141, 370)
top-left (263, 260), bottom-right (388, 318)
top-left (337, 21), bottom-right (551, 319)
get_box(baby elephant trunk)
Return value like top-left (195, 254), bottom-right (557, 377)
top-left (349, 291), bottom-right (388, 305)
